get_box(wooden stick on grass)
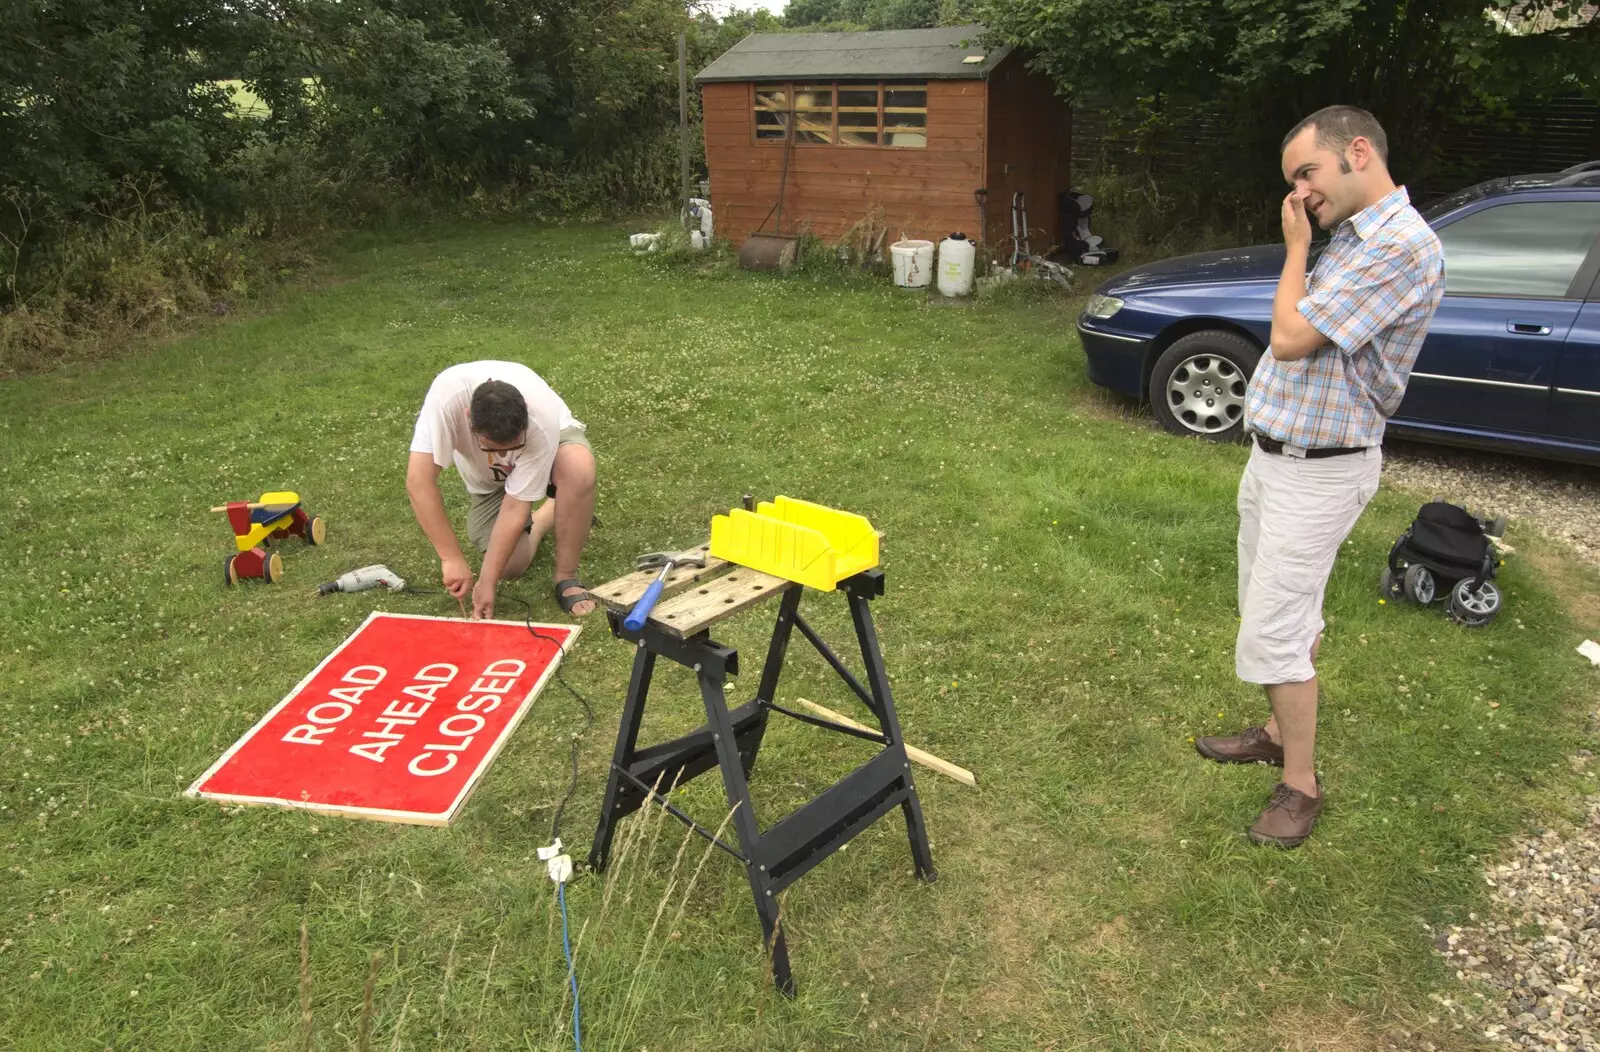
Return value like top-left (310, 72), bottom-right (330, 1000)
top-left (795, 697), bottom-right (976, 787)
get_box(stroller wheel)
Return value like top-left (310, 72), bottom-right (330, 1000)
top-left (1487, 516), bottom-right (1508, 539)
top-left (1448, 579), bottom-right (1501, 627)
top-left (1403, 565), bottom-right (1436, 605)
top-left (1379, 567), bottom-right (1406, 602)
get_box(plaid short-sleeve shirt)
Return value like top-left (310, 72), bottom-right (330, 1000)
top-left (1244, 187), bottom-right (1445, 449)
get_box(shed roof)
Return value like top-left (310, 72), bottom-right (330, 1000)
top-left (694, 24), bottom-right (1011, 83)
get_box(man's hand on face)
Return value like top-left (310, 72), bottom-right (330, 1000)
top-left (1281, 189), bottom-right (1313, 252)
top-left (471, 578), bottom-right (496, 620)
top-left (442, 556), bottom-right (475, 599)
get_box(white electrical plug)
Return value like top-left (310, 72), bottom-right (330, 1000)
top-left (538, 838), bottom-right (573, 884)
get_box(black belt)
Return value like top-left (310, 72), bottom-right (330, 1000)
top-left (1252, 432), bottom-right (1369, 459)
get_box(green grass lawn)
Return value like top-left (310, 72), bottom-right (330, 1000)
top-left (2, 221), bottom-right (1598, 1051)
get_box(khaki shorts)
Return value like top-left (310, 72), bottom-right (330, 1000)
top-left (466, 425), bottom-right (592, 551)
top-left (1235, 443), bottom-right (1381, 685)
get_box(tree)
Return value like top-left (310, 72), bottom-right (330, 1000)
top-left (0, 0), bottom-right (262, 216)
top-left (784, 0), bottom-right (971, 31)
top-left (979, 0), bottom-right (1600, 198)
top-left (703, 6), bottom-right (785, 48)
top-left (0, 0), bottom-right (804, 310)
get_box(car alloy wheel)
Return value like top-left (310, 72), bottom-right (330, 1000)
top-left (1165, 354), bottom-right (1246, 434)
top-left (1148, 329), bottom-right (1261, 442)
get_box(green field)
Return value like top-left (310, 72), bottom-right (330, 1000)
top-left (217, 78), bottom-right (317, 118)
top-left (1, 221), bottom-right (1596, 1050)
top-left (217, 79), bottom-right (271, 117)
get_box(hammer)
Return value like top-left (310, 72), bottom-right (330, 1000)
top-left (623, 548), bottom-right (708, 631)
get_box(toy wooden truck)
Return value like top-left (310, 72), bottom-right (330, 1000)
top-left (211, 491), bottom-right (326, 585)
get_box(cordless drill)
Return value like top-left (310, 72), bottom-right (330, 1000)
top-left (317, 565), bottom-right (406, 595)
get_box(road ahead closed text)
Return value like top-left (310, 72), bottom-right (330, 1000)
top-left (188, 613), bottom-right (578, 824)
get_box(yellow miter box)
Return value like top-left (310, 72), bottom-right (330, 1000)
top-left (710, 496), bottom-right (880, 591)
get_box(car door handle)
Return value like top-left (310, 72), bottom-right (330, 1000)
top-left (1508, 321), bottom-right (1552, 335)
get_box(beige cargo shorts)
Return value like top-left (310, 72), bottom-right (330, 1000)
top-left (1235, 442), bottom-right (1381, 685)
top-left (466, 424), bottom-right (592, 551)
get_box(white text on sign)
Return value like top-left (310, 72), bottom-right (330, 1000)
top-left (279, 659), bottom-right (528, 775)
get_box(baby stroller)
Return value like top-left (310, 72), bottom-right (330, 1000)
top-left (1380, 501), bottom-right (1507, 627)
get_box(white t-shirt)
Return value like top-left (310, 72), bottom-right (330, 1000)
top-left (409, 361), bottom-right (582, 503)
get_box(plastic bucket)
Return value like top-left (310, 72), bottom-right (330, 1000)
top-left (890, 240), bottom-right (935, 288)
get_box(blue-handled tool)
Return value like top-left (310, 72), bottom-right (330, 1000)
top-left (623, 547), bottom-right (708, 632)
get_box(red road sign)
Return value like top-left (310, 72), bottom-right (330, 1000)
top-left (187, 612), bottom-right (581, 825)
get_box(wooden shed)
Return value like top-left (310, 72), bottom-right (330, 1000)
top-left (695, 25), bottom-right (1072, 256)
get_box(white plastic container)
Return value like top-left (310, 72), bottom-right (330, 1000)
top-left (629, 232), bottom-right (661, 251)
top-left (682, 198), bottom-right (714, 242)
top-left (937, 233), bottom-right (976, 297)
top-left (890, 240), bottom-right (935, 288)
top-left (690, 230), bottom-right (706, 251)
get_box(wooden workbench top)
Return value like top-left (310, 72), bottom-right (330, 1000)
top-left (592, 544), bottom-right (793, 639)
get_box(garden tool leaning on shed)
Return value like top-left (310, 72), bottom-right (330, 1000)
top-left (740, 107), bottom-right (801, 272)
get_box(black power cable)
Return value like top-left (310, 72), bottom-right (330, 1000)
top-left (497, 594), bottom-right (595, 843)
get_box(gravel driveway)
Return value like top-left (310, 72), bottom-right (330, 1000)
top-left (1435, 793), bottom-right (1600, 1052)
top-left (1377, 439), bottom-right (1600, 1049)
top-left (1380, 439), bottom-right (1600, 571)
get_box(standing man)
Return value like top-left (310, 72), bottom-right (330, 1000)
top-left (407, 361), bottom-right (598, 620)
top-left (1194, 106), bottom-right (1444, 848)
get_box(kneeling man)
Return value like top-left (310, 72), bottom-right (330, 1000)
top-left (406, 361), bottom-right (597, 620)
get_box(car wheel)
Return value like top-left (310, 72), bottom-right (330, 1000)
top-left (1149, 330), bottom-right (1260, 441)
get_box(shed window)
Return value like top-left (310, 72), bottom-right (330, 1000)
top-left (754, 88), bottom-right (788, 140)
top-left (794, 84), bottom-right (834, 144)
top-left (752, 81), bottom-right (928, 148)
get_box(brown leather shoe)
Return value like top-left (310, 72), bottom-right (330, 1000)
top-left (1195, 725), bottom-right (1284, 766)
top-left (1247, 780), bottom-right (1324, 848)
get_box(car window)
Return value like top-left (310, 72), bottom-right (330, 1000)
top-left (1436, 201), bottom-right (1600, 298)
top-left (1421, 185), bottom-right (1487, 221)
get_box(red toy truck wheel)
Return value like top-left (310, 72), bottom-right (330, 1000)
top-left (265, 552), bottom-right (283, 583)
top-left (306, 516), bottom-right (326, 545)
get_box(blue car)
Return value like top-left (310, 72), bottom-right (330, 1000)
top-left (1077, 162), bottom-right (1600, 465)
